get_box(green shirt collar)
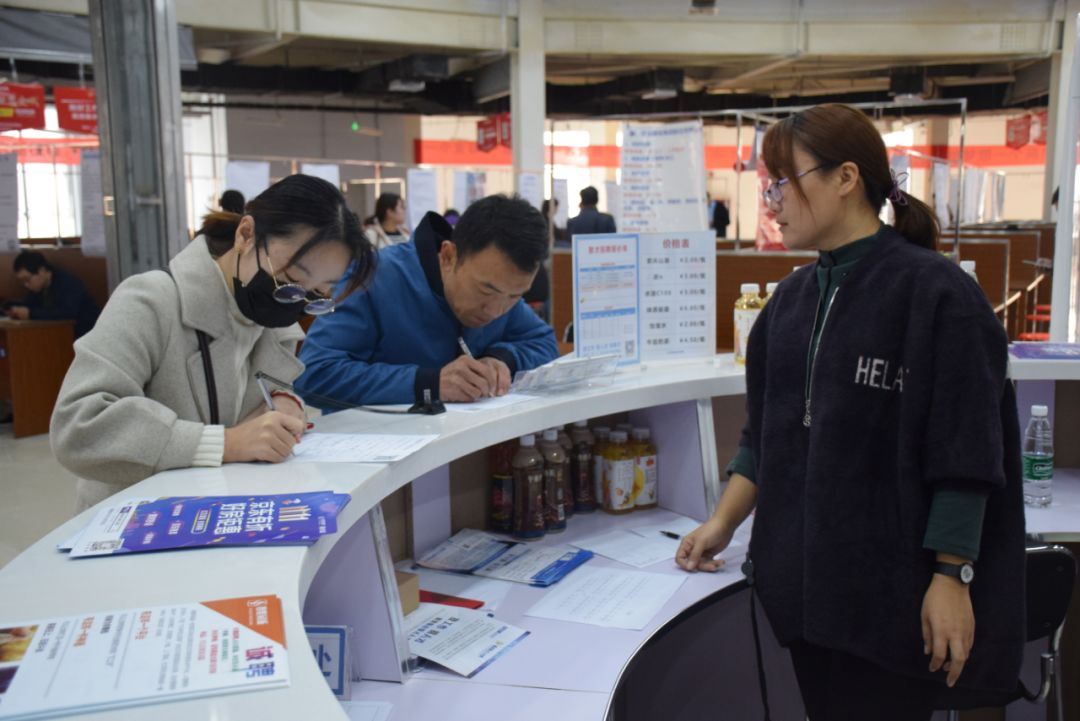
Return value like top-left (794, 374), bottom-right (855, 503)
top-left (818, 223), bottom-right (887, 268)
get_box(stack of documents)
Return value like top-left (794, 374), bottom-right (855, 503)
top-left (416, 529), bottom-right (592, 587)
top-left (0, 595), bottom-right (289, 720)
top-left (64, 492), bottom-right (351, 558)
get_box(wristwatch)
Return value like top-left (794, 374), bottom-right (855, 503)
top-left (934, 561), bottom-right (975, 585)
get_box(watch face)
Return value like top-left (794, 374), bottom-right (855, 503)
top-left (960, 564), bottom-right (975, 584)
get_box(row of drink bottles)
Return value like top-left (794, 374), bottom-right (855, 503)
top-left (489, 422), bottom-right (659, 541)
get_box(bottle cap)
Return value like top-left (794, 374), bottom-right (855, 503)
top-left (542, 428), bottom-right (559, 441)
top-left (610, 430), bottom-right (628, 442)
top-left (1032, 405), bottom-right (1049, 417)
top-left (520, 434), bottom-right (536, 447)
top-left (960, 260), bottom-right (976, 273)
top-left (574, 420), bottom-right (588, 427)
top-left (740, 282), bottom-right (760, 295)
top-left (766, 282), bottom-right (778, 293)
top-left (632, 427), bottom-right (650, 440)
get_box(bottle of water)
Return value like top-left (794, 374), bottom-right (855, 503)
top-left (1023, 405), bottom-right (1053, 507)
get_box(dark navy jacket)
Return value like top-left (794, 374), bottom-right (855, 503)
top-left (743, 228), bottom-right (1025, 691)
top-left (22, 267), bottom-right (100, 338)
top-left (295, 213), bottom-right (558, 407)
top-left (566, 207), bottom-right (616, 237)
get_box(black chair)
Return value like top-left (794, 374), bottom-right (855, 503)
top-left (938, 543), bottom-right (1076, 721)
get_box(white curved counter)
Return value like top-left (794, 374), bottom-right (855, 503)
top-left (0, 356), bottom-right (751, 721)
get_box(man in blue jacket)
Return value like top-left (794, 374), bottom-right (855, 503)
top-left (7, 251), bottom-right (100, 338)
top-left (566, 186), bottom-right (616, 237)
top-left (296, 194), bottom-right (558, 407)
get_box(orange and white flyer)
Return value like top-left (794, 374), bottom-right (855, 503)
top-left (0, 595), bottom-right (289, 720)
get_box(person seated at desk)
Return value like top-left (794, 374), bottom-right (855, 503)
top-left (7, 251), bottom-right (101, 338)
top-left (50, 175), bottom-right (375, 511)
top-left (566, 185), bottom-right (616, 237)
top-left (295, 194), bottom-right (558, 406)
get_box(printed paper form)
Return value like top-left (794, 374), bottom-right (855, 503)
top-left (570, 529), bottom-right (675, 569)
top-left (288, 433), bottom-right (438, 463)
top-left (524, 566), bottom-right (685, 630)
top-left (629, 514), bottom-right (748, 566)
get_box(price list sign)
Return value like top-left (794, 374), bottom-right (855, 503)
top-left (638, 230), bottom-right (715, 360)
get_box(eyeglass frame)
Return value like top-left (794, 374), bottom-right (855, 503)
top-left (762, 163), bottom-right (837, 206)
top-left (260, 244), bottom-right (336, 316)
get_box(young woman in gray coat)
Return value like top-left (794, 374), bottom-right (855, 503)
top-left (51, 174), bottom-right (375, 511)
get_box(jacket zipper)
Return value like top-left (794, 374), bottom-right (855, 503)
top-left (803, 287), bottom-right (839, 428)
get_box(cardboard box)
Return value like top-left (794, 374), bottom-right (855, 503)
top-left (396, 570), bottom-right (419, 616)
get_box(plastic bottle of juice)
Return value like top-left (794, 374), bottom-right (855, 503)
top-left (556, 427), bottom-right (576, 518)
top-left (569, 420), bottom-right (597, 512)
top-left (511, 435), bottom-right (545, 540)
top-left (763, 282), bottom-right (778, 307)
top-left (539, 429), bottom-right (568, 531)
top-left (733, 283), bottom-right (763, 365)
top-left (488, 439), bottom-right (516, 533)
top-left (592, 426), bottom-right (611, 509)
top-left (603, 431), bottom-right (636, 514)
top-left (631, 427), bottom-right (658, 509)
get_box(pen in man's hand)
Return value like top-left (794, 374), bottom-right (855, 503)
top-left (457, 336), bottom-right (474, 358)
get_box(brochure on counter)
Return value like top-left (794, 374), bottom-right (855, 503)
top-left (67, 492), bottom-right (351, 558)
top-left (404, 603), bottom-right (529, 678)
top-left (416, 529), bottom-right (592, 587)
top-left (1009, 342), bottom-right (1080, 360)
top-left (0, 595), bottom-right (289, 720)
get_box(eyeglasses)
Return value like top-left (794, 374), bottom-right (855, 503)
top-left (762, 164), bottom-right (834, 206)
top-left (262, 247), bottom-right (336, 316)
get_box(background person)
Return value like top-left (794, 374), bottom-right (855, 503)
top-left (7, 251), bottom-right (100, 338)
top-left (566, 186), bottom-right (616, 237)
top-left (366, 192), bottom-right (408, 249)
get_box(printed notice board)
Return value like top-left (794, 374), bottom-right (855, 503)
top-left (620, 120), bottom-right (708, 233)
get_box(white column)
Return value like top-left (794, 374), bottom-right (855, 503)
top-left (1051, 6), bottom-right (1080, 341)
top-left (511, 0), bottom-right (545, 192)
top-left (1045, 51), bottom-right (1063, 221)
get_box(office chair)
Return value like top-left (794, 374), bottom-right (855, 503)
top-left (937, 543), bottom-right (1076, 721)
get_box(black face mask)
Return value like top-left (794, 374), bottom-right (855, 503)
top-left (233, 245), bottom-right (307, 328)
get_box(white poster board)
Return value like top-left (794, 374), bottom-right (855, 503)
top-left (620, 120), bottom-right (708, 233)
top-left (517, 171), bottom-right (543, 210)
top-left (224, 160), bottom-right (270, 205)
top-left (604, 180), bottom-right (622, 230)
top-left (0, 153), bottom-right (19, 252)
top-left (931, 162), bottom-right (951, 229)
top-left (300, 163), bottom-right (341, 189)
top-left (79, 150), bottom-right (106, 257)
top-left (962, 169), bottom-right (986, 224)
top-left (572, 230), bottom-right (716, 365)
top-left (406, 168), bottom-right (439, 230)
top-left (572, 233), bottom-right (641, 365)
top-left (553, 178), bottom-right (569, 227)
top-left (638, 230), bottom-right (716, 360)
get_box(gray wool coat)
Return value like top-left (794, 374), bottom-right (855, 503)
top-left (50, 237), bottom-right (304, 511)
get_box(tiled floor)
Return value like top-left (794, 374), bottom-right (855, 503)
top-left (0, 425), bottom-right (79, 569)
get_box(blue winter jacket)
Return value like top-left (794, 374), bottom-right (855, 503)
top-left (295, 212), bottom-right (558, 408)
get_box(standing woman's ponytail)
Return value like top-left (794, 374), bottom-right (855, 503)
top-left (889, 186), bottom-right (940, 251)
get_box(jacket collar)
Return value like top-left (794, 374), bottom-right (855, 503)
top-left (413, 211), bottom-right (454, 297)
top-left (168, 236), bottom-right (250, 339)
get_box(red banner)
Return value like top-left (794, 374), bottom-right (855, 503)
top-left (0, 82), bottom-right (46, 132)
top-left (1005, 115), bottom-right (1031, 149)
top-left (496, 111), bottom-right (511, 149)
top-left (54, 86), bottom-right (97, 135)
top-left (476, 116), bottom-right (497, 152)
top-left (1031, 110), bottom-right (1048, 145)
